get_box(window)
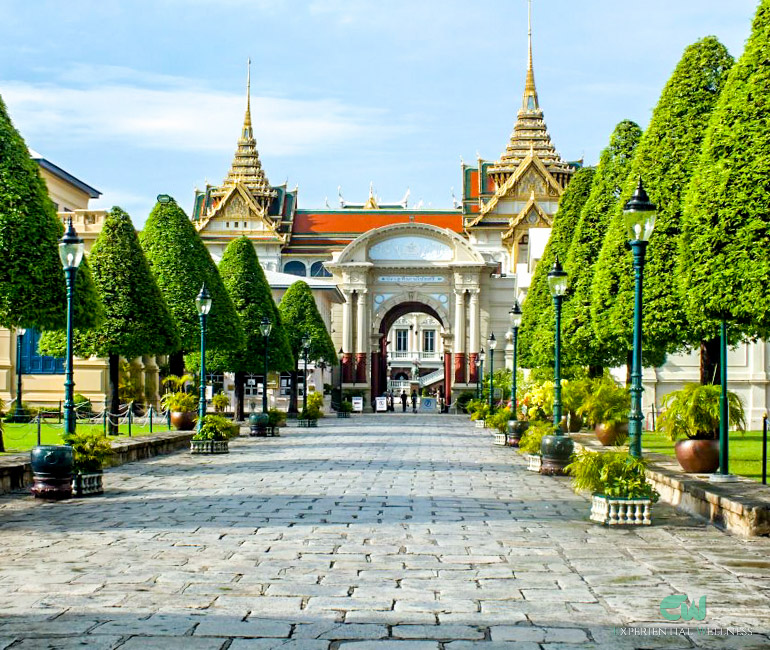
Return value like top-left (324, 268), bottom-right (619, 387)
top-left (310, 261), bottom-right (332, 278)
top-left (396, 329), bottom-right (409, 352)
top-left (245, 374), bottom-right (265, 398)
top-left (226, 221), bottom-right (230, 228)
top-left (423, 330), bottom-right (435, 353)
top-left (19, 328), bottom-right (64, 374)
top-left (234, 221), bottom-right (239, 228)
top-left (283, 260), bottom-right (307, 277)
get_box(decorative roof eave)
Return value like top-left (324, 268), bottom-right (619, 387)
top-left (501, 194), bottom-right (553, 244)
top-left (194, 183), bottom-right (286, 242)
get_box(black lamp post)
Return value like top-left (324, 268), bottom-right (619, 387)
top-left (13, 327), bottom-right (27, 422)
top-left (58, 218), bottom-right (85, 438)
top-left (488, 333), bottom-right (497, 412)
top-left (623, 178), bottom-right (657, 459)
top-left (508, 300), bottom-right (523, 428)
top-left (338, 347), bottom-right (343, 408)
top-left (539, 256), bottom-right (573, 475)
top-left (301, 334), bottom-right (311, 412)
top-left (259, 316), bottom-right (272, 414)
top-left (478, 348), bottom-right (485, 400)
top-left (195, 284), bottom-right (212, 432)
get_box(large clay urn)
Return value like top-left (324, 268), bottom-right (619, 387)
top-left (30, 445), bottom-right (74, 500)
top-left (170, 411), bottom-right (196, 431)
top-left (675, 439), bottom-right (720, 473)
top-left (595, 421), bottom-right (629, 446)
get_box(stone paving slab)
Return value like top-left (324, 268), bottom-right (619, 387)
top-left (0, 414), bottom-right (769, 649)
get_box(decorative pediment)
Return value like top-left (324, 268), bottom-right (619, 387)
top-left (501, 194), bottom-right (552, 244)
top-left (195, 183), bottom-right (284, 241)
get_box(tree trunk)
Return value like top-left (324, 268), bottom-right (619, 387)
top-left (109, 353), bottom-right (120, 436)
top-left (234, 370), bottom-right (245, 421)
top-left (625, 350), bottom-right (633, 387)
top-left (700, 337), bottom-right (721, 385)
top-left (169, 350), bottom-right (185, 377)
top-left (588, 365), bottom-right (603, 379)
top-left (288, 367), bottom-right (299, 414)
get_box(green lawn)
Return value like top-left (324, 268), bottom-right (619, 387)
top-left (641, 429), bottom-right (768, 482)
top-left (0, 421), bottom-right (170, 454)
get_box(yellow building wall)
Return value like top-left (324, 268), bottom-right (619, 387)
top-left (39, 167), bottom-right (91, 212)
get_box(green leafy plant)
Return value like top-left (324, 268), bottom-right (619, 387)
top-left (162, 391), bottom-right (197, 413)
top-left (517, 421), bottom-right (553, 455)
top-left (565, 449), bottom-right (659, 501)
top-left (469, 401), bottom-right (490, 422)
top-left (340, 400), bottom-right (353, 414)
top-left (267, 408), bottom-right (287, 426)
top-left (455, 390), bottom-right (476, 413)
top-left (67, 429), bottom-right (113, 473)
top-left (307, 391), bottom-right (324, 413)
top-left (562, 378), bottom-right (592, 417)
top-left (486, 407), bottom-right (512, 434)
top-left (577, 377), bottom-right (629, 427)
top-left (192, 414), bottom-right (238, 441)
top-left (520, 380), bottom-right (554, 421)
top-left (656, 383), bottom-right (745, 441)
top-left (212, 392), bottom-right (230, 413)
top-left (300, 405), bottom-right (321, 421)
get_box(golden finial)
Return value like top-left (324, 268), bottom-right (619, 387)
top-left (244, 57), bottom-right (252, 132)
top-left (523, 0), bottom-right (539, 112)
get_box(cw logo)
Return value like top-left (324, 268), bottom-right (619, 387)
top-left (659, 595), bottom-right (707, 621)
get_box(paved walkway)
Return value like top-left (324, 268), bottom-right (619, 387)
top-left (0, 415), bottom-right (769, 649)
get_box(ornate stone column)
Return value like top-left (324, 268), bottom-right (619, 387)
top-left (453, 290), bottom-right (466, 384)
top-left (341, 290), bottom-right (354, 382)
top-left (355, 290), bottom-right (368, 383)
top-left (442, 333), bottom-right (453, 406)
top-left (468, 289), bottom-right (480, 383)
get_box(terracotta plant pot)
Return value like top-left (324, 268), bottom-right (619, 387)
top-left (674, 438), bottom-right (719, 473)
top-left (170, 411), bottom-right (195, 431)
top-left (568, 412), bottom-right (583, 433)
top-left (594, 422), bottom-right (628, 446)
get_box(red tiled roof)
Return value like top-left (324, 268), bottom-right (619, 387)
top-left (292, 210), bottom-right (463, 236)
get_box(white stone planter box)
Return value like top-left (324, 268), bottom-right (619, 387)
top-left (297, 419), bottom-right (318, 428)
top-left (72, 472), bottom-right (103, 497)
top-left (474, 420), bottom-right (487, 428)
top-left (590, 495), bottom-right (653, 526)
top-left (526, 454), bottom-right (542, 472)
top-left (190, 440), bottom-right (230, 454)
top-left (493, 432), bottom-right (507, 446)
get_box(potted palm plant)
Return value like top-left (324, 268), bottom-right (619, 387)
top-left (577, 377), bottom-right (630, 446)
top-left (566, 449), bottom-right (659, 525)
top-left (338, 400), bottom-right (353, 418)
top-left (562, 378), bottom-right (592, 433)
top-left (162, 374), bottom-right (197, 431)
top-left (656, 383), bottom-right (745, 473)
top-left (212, 392), bottom-right (230, 414)
top-left (69, 429), bottom-right (113, 496)
top-left (191, 414), bottom-right (238, 454)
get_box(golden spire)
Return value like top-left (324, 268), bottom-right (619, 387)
top-left (243, 57), bottom-right (252, 137)
top-left (523, 0), bottom-right (539, 112)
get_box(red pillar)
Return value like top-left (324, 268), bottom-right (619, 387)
top-left (454, 352), bottom-right (466, 384)
top-left (444, 351), bottom-right (452, 405)
top-left (468, 352), bottom-right (479, 383)
top-left (371, 352), bottom-right (380, 397)
top-left (342, 353), bottom-right (353, 383)
top-left (355, 353), bottom-right (367, 384)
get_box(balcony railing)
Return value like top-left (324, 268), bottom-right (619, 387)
top-left (388, 351), bottom-right (441, 362)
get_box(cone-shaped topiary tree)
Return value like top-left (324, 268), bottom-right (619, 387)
top-left (42, 207), bottom-right (180, 432)
top-left (591, 37), bottom-right (734, 379)
top-left (519, 166), bottom-right (596, 370)
top-left (681, 2), bottom-right (770, 343)
top-left (216, 237), bottom-right (294, 420)
top-left (563, 120), bottom-right (643, 375)
top-left (139, 198), bottom-right (244, 375)
top-left (0, 94), bottom-right (102, 331)
top-left (278, 280), bottom-right (337, 414)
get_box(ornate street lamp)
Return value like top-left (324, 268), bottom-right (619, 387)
top-left (58, 217), bottom-right (85, 438)
top-left (478, 348), bottom-right (486, 400)
top-left (13, 327), bottom-right (27, 422)
top-left (540, 256), bottom-right (573, 475)
top-left (488, 333), bottom-right (497, 412)
top-left (301, 334), bottom-right (311, 412)
top-left (623, 178), bottom-right (657, 459)
top-left (338, 347), bottom-right (344, 409)
top-left (195, 284), bottom-right (213, 432)
top-left (259, 316), bottom-right (272, 414)
top-left (508, 300), bottom-right (523, 432)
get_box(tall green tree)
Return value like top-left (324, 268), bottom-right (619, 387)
top-left (591, 37), bottom-right (734, 379)
top-left (681, 1), bottom-right (770, 343)
top-left (43, 207), bottom-right (180, 431)
top-left (139, 198), bottom-right (244, 375)
top-left (563, 120), bottom-right (643, 374)
top-left (519, 166), bottom-right (596, 369)
top-left (216, 237), bottom-right (293, 420)
top-left (0, 94), bottom-right (101, 331)
top-left (278, 281), bottom-right (337, 413)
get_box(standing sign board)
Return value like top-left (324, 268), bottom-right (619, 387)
top-left (351, 397), bottom-right (364, 412)
top-left (375, 397), bottom-right (388, 412)
top-left (419, 397), bottom-right (436, 412)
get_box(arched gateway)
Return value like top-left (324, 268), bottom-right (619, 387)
top-left (326, 223), bottom-right (496, 407)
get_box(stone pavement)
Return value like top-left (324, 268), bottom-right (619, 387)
top-left (0, 414), bottom-right (769, 649)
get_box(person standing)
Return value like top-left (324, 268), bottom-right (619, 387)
top-left (400, 390), bottom-right (408, 412)
top-left (411, 390), bottom-right (418, 413)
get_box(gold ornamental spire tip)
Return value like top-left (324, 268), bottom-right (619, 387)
top-left (244, 57), bottom-right (252, 130)
top-left (523, 0), bottom-right (539, 111)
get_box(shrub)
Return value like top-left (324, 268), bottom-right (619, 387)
top-left (517, 421), bottom-right (553, 455)
top-left (307, 391), bottom-right (324, 412)
top-left (487, 407), bottom-right (512, 434)
top-left (566, 449), bottom-right (659, 501)
top-left (68, 429), bottom-right (113, 473)
top-left (268, 408), bottom-right (287, 426)
top-left (469, 401), bottom-right (490, 421)
top-left (162, 391), bottom-right (197, 413)
top-left (520, 381), bottom-right (554, 421)
top-left (340, 400), bottom-right (353, 414)
top-left (455, 390), bottom-right (476, 413)
top-left (193, 414), bottom-right (238, 441)
top-left (576, 377), bottom-right (629, 427)
top-left (212, 392), bottom-right (230, 413)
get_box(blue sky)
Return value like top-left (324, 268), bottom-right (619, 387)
top-left (0, 0), bottom-right (759, 227)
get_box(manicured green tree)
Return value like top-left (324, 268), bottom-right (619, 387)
top-left (278, 281), bottom-right (337, 414)
top-left (216, 237), bottom-right (293, 420)
top-left (139, 198), bottom-right (244, 375)
top-left (42, 207), bottom-right (180, 432)
top-left (563, 120), bottom-right (643, 375)
top-left (0, 94), bottom-right (101, 331)
top-left (591, 37), bottom-right (734, 379)
top-left (681, 2), bottom-right (770, 343)
top-left (519, 166), bottom-right (596, 370)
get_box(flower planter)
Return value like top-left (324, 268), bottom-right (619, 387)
top-left (73, 471), bottom-right (103, 497)
top-left (297, 419), bottom-right (318, 428)
top-left (337, 411), bottom-right (351, 418)
top-left (171, 411), bottom-right (196, 431)
top-left (474, 420), bottom-right (487, 428)
top-left (674, 439), bottom-right (719, 473)
top-left (190, 439), bottom-right (229, 454)
top-left (493, 432), bottom-right (507, 446)
top-left (590, 494), bottom-right (653, 526)
top-left (30, 445), bottom-right (74, 500)
top-left (506, 420), bottom-right (529, 447)
top-left (526, 454), bottom-right (542, 472)
top-left (595, 422), bottom-right (628, 446)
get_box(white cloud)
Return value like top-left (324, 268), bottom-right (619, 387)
top-left (1, 69), bottom-right (408, 157)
